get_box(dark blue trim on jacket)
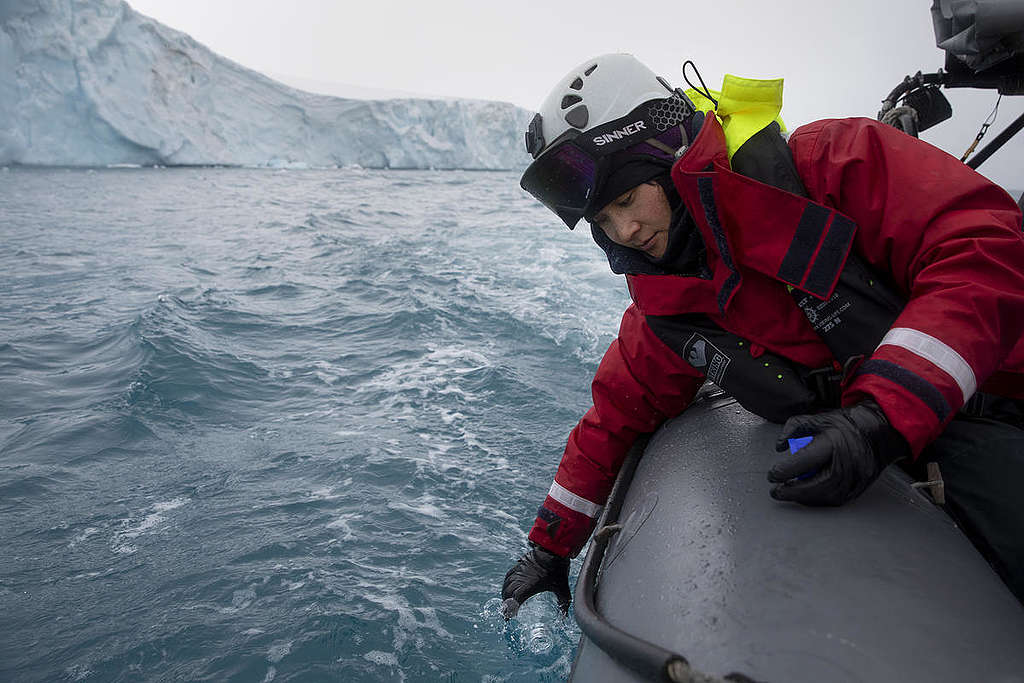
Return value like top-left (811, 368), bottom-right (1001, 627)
top-left (858, 359), bottom-right (951, 422)
top-left (698, 176), bottom-right (741, 312)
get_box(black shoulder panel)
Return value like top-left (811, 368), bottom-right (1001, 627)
top-left (730, 121), bottom-right (809, 198)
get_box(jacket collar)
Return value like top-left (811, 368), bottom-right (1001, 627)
top-left (672, 113), bottom-right (730, 176)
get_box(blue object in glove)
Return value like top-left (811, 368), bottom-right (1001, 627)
top-left (787, 436), bottom-right (814, 454)
top-left (768, 401), bottom-right (909, 506)
top-left (787, 436), bottom-right (816, 480)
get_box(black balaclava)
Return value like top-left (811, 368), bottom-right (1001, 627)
top-left (588, 112), bottom-right (708, 276)
top-left (585, 155), bottom-right (671, 223)
top-left (588, 173), bottom-right (707, 277)
top-left (647, 174), bottom-right (706, 276)
top-left (584, 109), bottom-right (703, 221)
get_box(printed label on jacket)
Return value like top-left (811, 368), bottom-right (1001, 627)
top-left (795, 291), bottom-right (851, 335)
top-left (683, 334), bottom-right (731, 385)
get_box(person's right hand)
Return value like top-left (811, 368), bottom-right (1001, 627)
top-left (500, 543), bottom-right (571, 619)
top-left (767, 399), bottom-right (908, 506)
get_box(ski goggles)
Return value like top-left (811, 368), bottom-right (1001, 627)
top-left (520, 95), bottom-right (694, 229)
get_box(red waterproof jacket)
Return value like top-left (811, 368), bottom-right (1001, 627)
top-left (529, 115), bottom-right (1024, 558)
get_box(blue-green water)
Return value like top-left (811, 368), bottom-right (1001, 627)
top-left (0, 167), bottom-right (631, 681)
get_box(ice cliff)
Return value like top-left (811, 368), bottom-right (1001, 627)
top-left (0, 0), bottom-right (533, 169)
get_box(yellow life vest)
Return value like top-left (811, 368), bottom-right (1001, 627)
top-left (685, 74), bottom-right (785, 161)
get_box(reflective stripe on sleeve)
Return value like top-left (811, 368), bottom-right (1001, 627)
top-left (876, 328), bottom-right (977, 403)
top-left (548, 481), bottom-right (603, 519)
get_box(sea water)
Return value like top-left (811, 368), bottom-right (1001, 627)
top-left (0, 167), bottom-right (630, 681)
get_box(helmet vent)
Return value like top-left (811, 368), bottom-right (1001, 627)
top-left (560, 95), bottom-right (582, 109)
top-left (649, 95), bottom-right (691, 132)
top-left (584, 64), bottom-right (598, 76)
top-left (569, 77), bottom-right (584, 90)
top-left (564, 105), bottom-right (589, 129)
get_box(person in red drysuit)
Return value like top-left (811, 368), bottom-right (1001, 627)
top-left (501, 54), bottom-right (1024, 616)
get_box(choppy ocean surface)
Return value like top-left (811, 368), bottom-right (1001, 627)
top-left (0, 167), bottom-right (632, 681)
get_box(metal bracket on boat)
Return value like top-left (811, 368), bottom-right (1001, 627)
top-left (594, 523), bottom-right (623, 539)
top-left (910, 462), bottom-right (945, 505)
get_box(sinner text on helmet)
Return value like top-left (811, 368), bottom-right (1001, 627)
top-left (592, 121), bottom-right (647, 146)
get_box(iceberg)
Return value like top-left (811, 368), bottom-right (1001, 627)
top-left (0, 0), bottom-right (533, 169)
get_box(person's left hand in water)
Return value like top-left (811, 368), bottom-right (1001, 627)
top-left (767, 399), bottom-right (910, 506)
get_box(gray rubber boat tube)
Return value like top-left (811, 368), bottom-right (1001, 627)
top-left (572, 431), bottom-right (754, 683)
top-left (570, 391), bottom-right (1024, 682)
top-left (573, 435), bottom-right (687, 682)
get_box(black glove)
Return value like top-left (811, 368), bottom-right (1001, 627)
top-left (767, 400), bottom-right (909, 506)
top-left (500, 543), bottom-right (571, 619)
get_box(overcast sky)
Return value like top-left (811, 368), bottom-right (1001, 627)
top-left (127, 0), bottom-right (1021, 188)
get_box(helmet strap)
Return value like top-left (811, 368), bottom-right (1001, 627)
top-left (642, 123), bottom-right (690, 158)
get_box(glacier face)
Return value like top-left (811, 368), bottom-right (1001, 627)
top-left (0, 0), bottom-right (533, 169)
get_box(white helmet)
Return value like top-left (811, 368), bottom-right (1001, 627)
top-left (521, 54), bottom-right (695, 228)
